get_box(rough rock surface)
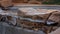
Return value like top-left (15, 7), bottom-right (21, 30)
top-left (0, 0), bottom-right (13, 8)
top-left (18, 8), bottom-right (52, 22)
top-left (49, 27), bottom-right (60, 34)
top-left (0, 22), bottom-right (45, 34)
top-left (17, 8), bottom-right (52, 29)
top-left (17, 8), bottom-right (56, 34)
top-left (48, 11), bottom-right (60, 24)
top-left (0, 8), bottom-right (60, 34)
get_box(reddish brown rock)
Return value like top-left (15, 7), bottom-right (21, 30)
top-left (0, 0), bottom-right (13, 8)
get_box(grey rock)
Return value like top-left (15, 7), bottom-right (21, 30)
top-left (0, 22), bottom-right (45, 34)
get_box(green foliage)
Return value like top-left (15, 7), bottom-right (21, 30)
top-left (42, 0), bottom-right (60, 4)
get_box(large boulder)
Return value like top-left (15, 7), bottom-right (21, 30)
top-left (0, 0), bottom-right (13, 8)
top-left (0, 10), bottom-right (18, 25)
top-left (47, 11), bottom-right (60, 25)
top-left (0, 0), bottom-right (13, 10)
top-left (18, 8), bottom-right (52, 22)
top-left (17, 8), bottom-right (53, 30)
